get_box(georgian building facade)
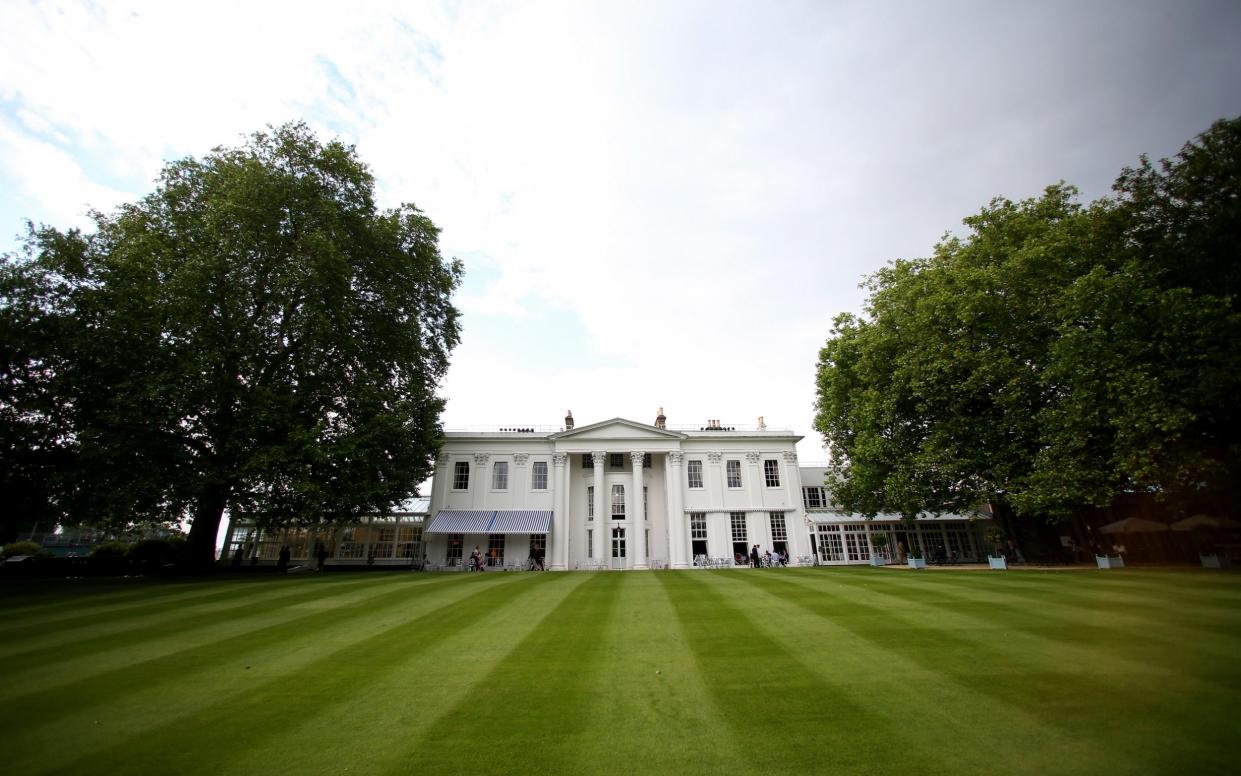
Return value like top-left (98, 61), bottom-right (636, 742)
top-left (221, 412), bottom-right (988, 569)
top-left (423, 413), bottom-right (811, 570)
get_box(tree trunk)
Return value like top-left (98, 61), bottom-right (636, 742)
top-left (185, 484), bottom-right (228, 569)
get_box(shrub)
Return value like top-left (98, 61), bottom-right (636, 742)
top-left (89, 541), bottom-right (131, 559)
top-left (1, 541), bottom-right (49, 558)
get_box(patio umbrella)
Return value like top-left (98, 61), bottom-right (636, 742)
top-left (1170, 514), bottom-right (1241, 531)
top-left (1099, 517), bottom-right (1170, 534)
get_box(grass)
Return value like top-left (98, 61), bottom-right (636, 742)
top-left (0, 567), bottom-right (1237, 775)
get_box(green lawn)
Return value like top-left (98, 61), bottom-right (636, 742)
top-left (1, 567), bottom-right (1237, 775)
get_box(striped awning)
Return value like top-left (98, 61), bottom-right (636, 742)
top-left (424, 510), bottom-right (554, 534)
top-left (424, 510), bottom-right (496, 534)
top-left (489, 510), bottom-right (553, 534)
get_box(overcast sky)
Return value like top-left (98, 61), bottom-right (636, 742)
top-left (2, 0), bottom-right (1239, 464)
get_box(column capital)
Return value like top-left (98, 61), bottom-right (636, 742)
top-left (513, 453), bottom-right (529, 466)
top-left (629, 450), bottom-right (647, 467)
top-left (591, 451), bottom-right (607, 465)
top-left (473, 453), bottom-right (490, 465)
top-left (552, 452), bottom-right (569, 467)
top-left (707, 451), bottom-right (722, 464)
top-left (745, 451), bottom-right (760, 464)
top-left (668, 451), bottom-right (684, 465)
top-left (782, 450), bottom-right (798, 463)
top-left (437, 451), bottom-right (450, 465)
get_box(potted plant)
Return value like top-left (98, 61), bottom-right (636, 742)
top-left (1095, 551), bottom-right (1124, 569)
top-left (905, 537), bottom-right (926, 569)
top-left (985, 527), bottom-right (1007, 570)
top-left (869, 533), bottom-right (889, 566)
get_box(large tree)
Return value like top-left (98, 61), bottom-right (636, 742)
top-left (815, 117), bottom-right (1241, 523)
top-left (1, 123), bottom-right (462, 564)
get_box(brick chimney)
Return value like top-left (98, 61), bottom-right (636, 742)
top-left (655, 406), bottom-right (666, 429)
top-left (564, 410), bottom-right (574, 430)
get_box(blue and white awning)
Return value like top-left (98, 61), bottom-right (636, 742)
top-left (489, 510), bottom-right (553, 534)
top-left (424, 510), bottom-right (496, 534)
top-left (424, 510), bottom-right (554, 534)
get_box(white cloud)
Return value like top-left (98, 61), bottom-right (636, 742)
top-left (2, 0), bottom-right (1239, 462)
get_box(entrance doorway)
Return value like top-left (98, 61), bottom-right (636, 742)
top-left (611, 527), bottom-right (627, 569)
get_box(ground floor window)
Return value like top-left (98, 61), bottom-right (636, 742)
top-left (869, 524), bottom-right (895, 561)
top-left (843, 524), bottom-right (870, 561)
top-left (896, 530), bottom-right (923, 559)
top-left (487, 534), bottom-right (505, 566)
top-left (920, 526), bottom-right (946, 560)
top-left (529, 535), bottom-right (545, 562)
top-left (817, 526), bottom-right (844, 561)
top-left (371, 525), bottom-right (396, 559)
top-left (945, 526), bottom-right (976, 560)
top-left (612, 527), bottom-right (626, 561)
top-left (769, 512), bottom-right (788, 556)
top-left (397, 525), bottom-right (423, 559)
top-left (587, 529), bottom-right (593, 559)
top-left (690, 512), bottom-right (708, 558)
top-left (731, 512), bottom-right (748, 561)
top-left (339, 528), bottom-right (365, 559)
top-left (446, 534), bottom-right (464, 565)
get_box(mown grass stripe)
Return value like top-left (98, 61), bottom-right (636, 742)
top-left (0, 573), bottom-right (397, 664)
top-left (17, 572), bottom-right (535, 776)
top-left (563, 572), bottom-right (746, 775)
top-left (0, 576), bottom-right (283, 633)
top-left (737, 570), bottom-right (1154, 713)
top-left (383, 572), bottom-right (622, 776)
top-left (0, 572), bottom-right (463, 711)
top-left (846, 570), bottom-right (1241, 672)
top-left (737, 569), bottom-right (1236, 773)
top-left (846, 569), bottom-right (1241, 664)
top-left (658, 570), bottom-right (960, 774)
top-left (209, 572), bottom-right (593, 776)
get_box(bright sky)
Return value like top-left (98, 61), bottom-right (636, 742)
top-left (2, 0), bottom-right (1239, 465)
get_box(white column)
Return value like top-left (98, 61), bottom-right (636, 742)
top-left (667, 451), bottom-right (688, 568)
top-left (630, 451), bottom-right (648, 569)
top-left (592, 451), bottom-right (606, 563)
top-left (551, 452), bottom-right (569, 570)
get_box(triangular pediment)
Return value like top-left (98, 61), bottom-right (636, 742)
top-left (549, 417), bottom-right (686, 441)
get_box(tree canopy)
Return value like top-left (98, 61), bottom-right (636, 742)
top-left (814, 117), bottom-right (1241, 523)
top-left (0, 123), bottom-right (462, 561)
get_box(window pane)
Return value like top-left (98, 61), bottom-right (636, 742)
top-left (487, 534), bottom-right (505, 566)
top-left (453, 461), bottom-right (470, 489)
top-left (493, 461), bottom-right (508, 489)
top-left (763, 459), bottom-right (780, 487)
top-left (731, 512), bottom-right (747, 542)
top-left (687, 460), bottom-right (703, 488)
top-left (726, 460), bottom-right (742, 488)
top-left (532, 461), bottom-right (548, 489)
